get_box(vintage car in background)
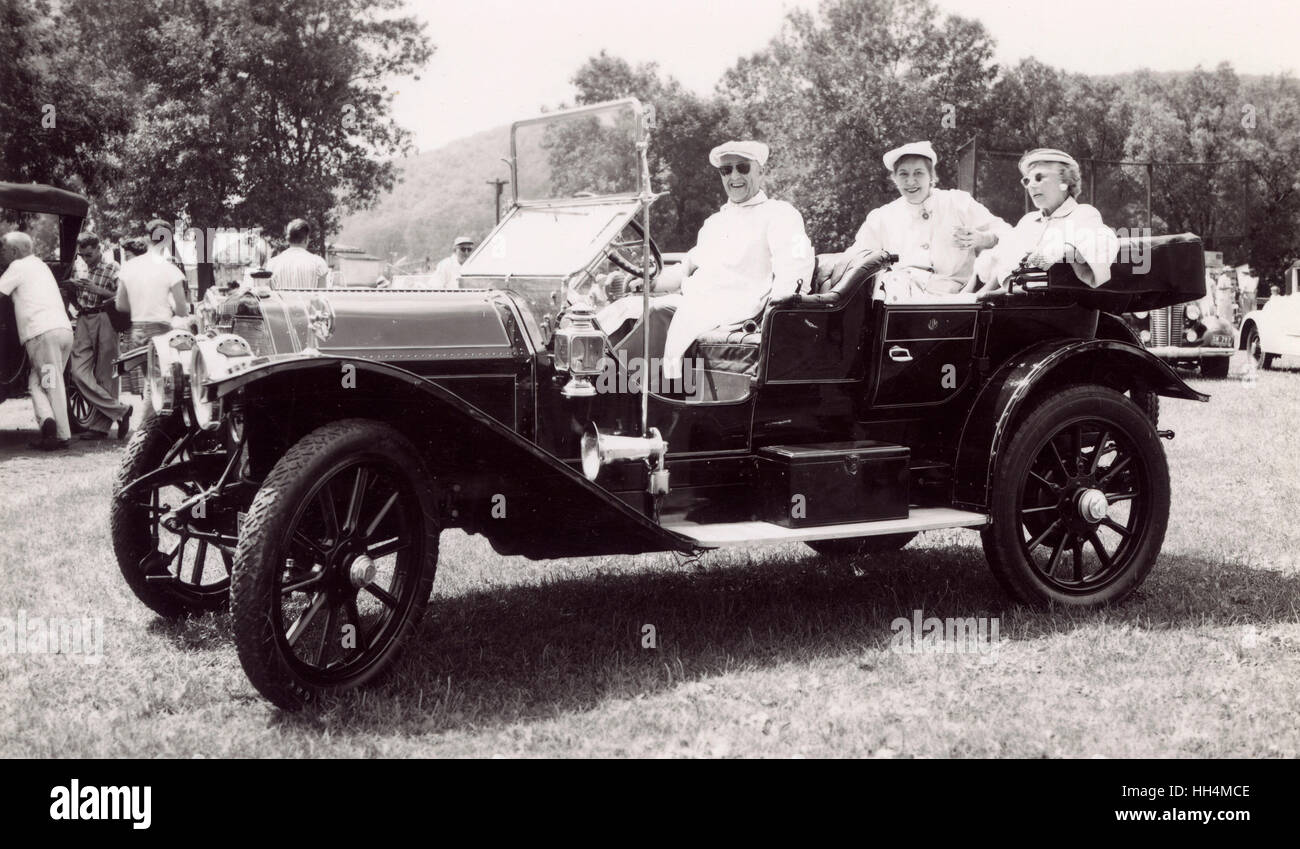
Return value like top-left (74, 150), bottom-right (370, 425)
top-left (0, 181), bottom-right (99, 432)
top-left (1123, 260), bottom-right (1235, 379)
top-left (112, 100), bottom-right (1211, 708)
top-left (1238, 267), bottom-right (1300, 370)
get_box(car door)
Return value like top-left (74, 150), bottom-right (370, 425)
top-left (868, 303), bottom-right (979, 408)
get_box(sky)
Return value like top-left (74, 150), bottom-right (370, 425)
top-left (392, 0), bottom-right (1300, 152)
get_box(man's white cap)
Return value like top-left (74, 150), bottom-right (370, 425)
top-left (708, 140), bottom-right (770, 168)
top-left (882, 141), bottom-right (937, 172)
top-left (453, 235), bottom-right (474, 246)
top-left (1018, 148), bottom-right (1079, 175)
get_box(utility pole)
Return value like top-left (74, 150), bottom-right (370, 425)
top-left (486, 178), bottom-right (508, 223)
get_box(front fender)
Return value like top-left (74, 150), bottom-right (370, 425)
top-left (952, 338), bottom-right (1207, 510)
top-left (211, 355), bottom-right (696, 558)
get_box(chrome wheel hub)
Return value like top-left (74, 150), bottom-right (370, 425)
top-left (1076, 488), bottom-right (1109, 524)
top-left (348, 553), bottom-right (376, 588)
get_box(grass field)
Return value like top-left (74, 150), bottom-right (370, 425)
top-left (2, 351), bottom-right (1298, 758)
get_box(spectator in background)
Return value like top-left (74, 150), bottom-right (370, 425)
top-left (69, 232), bottom-right (131, 440)
top-left (103, 229), bottom-right (127, 266)
top-left (429, 236), bottom-right (474, 289)
top-left (267, 219), bottom-right (330, 289)
top-left (116, 235), bottom-right (189, 353)
top-left (0, 232), bottom-right (75, 450)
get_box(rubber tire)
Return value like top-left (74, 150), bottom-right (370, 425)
top-left (1245, 327), bottom-right (1276, 370)
top-left (1201, 356), bottom-right (1230, 379)
top-left (1127, 388), bottom-right (1159, 426)
top-left (806, 533), bottom-right (917, 558)
top-left (66, 375), bottom-right (93, 434)
top-left (111, 412), bottom-right (230, 618)
top-left (231, 419), bottom-right (439, 710)
top-left (980, 384), bottom-right (1170, 608)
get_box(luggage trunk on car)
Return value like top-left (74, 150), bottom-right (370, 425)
top-left (757, 441), bottom-right (910, 528)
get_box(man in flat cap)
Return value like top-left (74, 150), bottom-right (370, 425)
top-left (600, 139), bottom-right (813, 381)
top-left (429, 235), bottom-right (474, 290)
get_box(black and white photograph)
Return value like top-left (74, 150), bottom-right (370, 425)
top-left (1, 0), bottom-right (1297, 781)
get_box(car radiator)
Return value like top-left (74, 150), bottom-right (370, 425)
top-left (1149, 304), bottom-right (1185, 347)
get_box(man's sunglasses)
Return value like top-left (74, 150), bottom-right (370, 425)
top-left (1020, 171), bottom-right (1054, 187)
top-left (457, 245), bottom-right (474, 252)
top-left (717, 163), bottom-right (752, 176)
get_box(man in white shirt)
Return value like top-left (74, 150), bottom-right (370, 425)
top-left (115, 237), bottom-right (191, 417)
top-left (598, 140), bottom-right (814, 381)
top-left (428, 236), bottom-right (474, 289)
top-left (267, 219), bottom-right (330, 289)
top-left (0, 232), bottom-right (75, 449)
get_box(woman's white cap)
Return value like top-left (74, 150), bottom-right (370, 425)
top-left (1018, 148), bottom-right (1080, 175)
top-left (883, 140), bottom-right (937, 172)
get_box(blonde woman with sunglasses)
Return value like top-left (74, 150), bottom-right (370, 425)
top-left (972, 148), bottom-right (1119, 293)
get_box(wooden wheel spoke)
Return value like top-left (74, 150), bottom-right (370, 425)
top-left (1070, 425), bottom-right (1084, 476)
top-left (1089, 429), bottom-right (1111, 475)
top-left (1047, 440), bottom-right (1072, 479)
top-left (286, 592), bottom-right (327, 647)
top-left (1025, 518), bottom-right (1062, 552)
top-left (291, 529), bottom-right (329, 562)
top-left (1104, 490), bottom-right (1138, 504)
top-left (1098, 455), bottom-right (1133, 488)
top-left (1044, 534), bottom-right (1068, 578)
top-left (314, 604), bottom-right (338, 667)
top-left (1072, 538), bottom-right (1085, 581)
top-left (366, 536), bottom-right (408, 559)
top-left (1028, 469), bottom-right (1059, 493)
top-left (318, 482), bottom-right (340, 542)
top-left (1102, 516), bottom-right (1132, 537)
top-left (281, 570), bottom-right (326, 595)
top-left (192, 539), bottom-right (208, 586)
top-left (363, 583), bottom-right (399, 609)
top-left (344, 596), bottom-right (368, 652)
top-left (363, 490), bottom-right (400, 539)
top-left (343, 467), bottom-right (371, 534)
top-left (1087, 531), bottom-right (1114, 572)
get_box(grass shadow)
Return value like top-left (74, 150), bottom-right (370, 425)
top-left (247, 540), bottom-right (1300, 732)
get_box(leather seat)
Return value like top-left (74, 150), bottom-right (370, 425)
top-left (689, 249), bottom-right (893, 376)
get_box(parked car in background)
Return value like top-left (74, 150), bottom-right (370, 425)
top-left (0, 181), bottom-right (98, 431)
top-left (1239, 266), bottom-right (1300, 370)
top-left (1125, 284), bottom-right (1235, 378)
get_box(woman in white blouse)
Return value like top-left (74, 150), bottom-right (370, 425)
top-left (850, 140), bottom-right (1009, 299)
top-left (974, 148), bottom-right (1119, 293)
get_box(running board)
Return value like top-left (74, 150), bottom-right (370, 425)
top-left (662, 507), bottom-right (989, 549)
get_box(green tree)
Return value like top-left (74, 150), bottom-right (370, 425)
top-left (569, 51), bottom-right (731, 251)
top-left (61, 0), bottom-right (432, 260)
top-left (719, 0), bottom-right (998, 249)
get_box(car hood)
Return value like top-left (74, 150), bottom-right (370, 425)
top-left (207, 287), bottom-right (523, 360)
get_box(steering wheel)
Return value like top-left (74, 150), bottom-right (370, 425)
top-left (606, 218), bottom-right (662, 281)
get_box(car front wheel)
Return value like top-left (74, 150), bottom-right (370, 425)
top-left (981, 384), bottom-right (1169, 608)
top-left (1244, 327), bottom-right (1276, 370)
top-left (231, 419), bottom-right (439, 709)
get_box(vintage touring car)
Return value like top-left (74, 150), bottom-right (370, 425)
top-left (1, 182), bottom-right (101, 432)
top-left (112, 100), bottom-right (1210, 708)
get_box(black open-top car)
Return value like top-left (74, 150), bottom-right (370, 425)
top-left (1, 181), bottom-right (99, 432)
top-left (112, 100), bottom-right (1210, 708)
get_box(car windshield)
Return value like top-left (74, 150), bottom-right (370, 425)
top-left (461, 200), bottom-right (640, 278)
top-left (512, 100), bottom-right (642, 202)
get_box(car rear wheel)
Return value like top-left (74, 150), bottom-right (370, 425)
top-left (1245, 327), bottom-right (1276, 370)
top-left (981, 385), bottom-right (1169, 608)
top-left (111, 412), bottom-right (235, 618)
top-left (231, 419), bottom-right (439, 709)
top-left (66, 378), bottom-right (94, 434)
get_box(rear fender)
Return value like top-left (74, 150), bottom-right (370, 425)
top-left (213, 357), bottom-right (696, 557)
top-left (952, 338), bottom-right (1206, 510)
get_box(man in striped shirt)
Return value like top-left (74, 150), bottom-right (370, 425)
top-left (267, 219), bottom-right (330, 289)
top-left (69, 232), bottom-right (131, 439)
